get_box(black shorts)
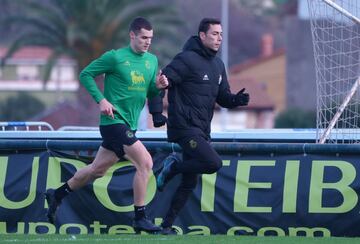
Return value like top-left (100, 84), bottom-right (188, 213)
top-left (100, 123), bottom-right (138, 158)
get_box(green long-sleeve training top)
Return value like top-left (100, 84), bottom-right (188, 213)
top-left (79, 46), bottom-right (159, 130)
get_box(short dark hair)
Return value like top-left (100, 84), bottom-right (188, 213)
top-left (129, 17), bottom-right (152, 34)
top-left (198, 18), bottom-right (221, 35)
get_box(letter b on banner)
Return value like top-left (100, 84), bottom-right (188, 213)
top-left (309, 160), bottom-right (357, 213)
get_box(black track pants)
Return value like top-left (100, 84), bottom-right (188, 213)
top-left (162, 135), bottom-right (222, 227)
top-left (174, 135), bottom-right (222, 175)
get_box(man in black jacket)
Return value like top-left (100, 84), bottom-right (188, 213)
top-left (155, 18), bottom-right (250, 234)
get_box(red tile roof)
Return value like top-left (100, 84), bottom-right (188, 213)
top-left (0, 46), bottom-right (71, 60)
top-left (31, 101), bottom-right (84, 129)
top-left (229, 48), bottom-right (285, 74)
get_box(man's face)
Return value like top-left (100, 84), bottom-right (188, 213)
top-left (200, 24), bottom-right (223, 51)
top-left (130, 28), bottom-right (153, 53)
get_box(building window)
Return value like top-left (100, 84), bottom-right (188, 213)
top-left (50, 65), bottom-right (75, 81)
top-left (17, 65), bottom-right (39, 80)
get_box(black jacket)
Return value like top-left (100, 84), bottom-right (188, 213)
top-left (150, 36), bottom-right (239, 142)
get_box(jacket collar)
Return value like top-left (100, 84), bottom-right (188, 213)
top-left (183, 36), bottom-right (217, 59)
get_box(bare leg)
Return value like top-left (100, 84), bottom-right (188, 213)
top-left (124, 141), bottom-right (153, 206)
top-left (124, 141), bottom-right (160, 233)
top-left (45, 146), bottom-right (118, 224)
top-left (68, 146), bottom-right (119, 190)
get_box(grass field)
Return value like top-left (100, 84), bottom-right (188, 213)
top-left (1, 235), bottom-right (360, 244)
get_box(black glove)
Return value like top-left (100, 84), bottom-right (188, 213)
top-left (233, 88), bottom-right (250, 106)
top-left (152, 113), bottom-right (167, 127)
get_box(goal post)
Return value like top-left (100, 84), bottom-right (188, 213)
top-left (307, 0), bottom-right (360, 143)
top-left (322, 0), bottom-right (360, 24)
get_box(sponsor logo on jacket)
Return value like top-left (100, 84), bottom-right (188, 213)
top-left (203, 74), bottom-right (209, 81)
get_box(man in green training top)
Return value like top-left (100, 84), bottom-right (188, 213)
top-left (45, 17), bottom-right (168, 233)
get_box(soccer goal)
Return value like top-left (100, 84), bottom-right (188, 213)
top-left (307, 0), bottom-right (360, 144)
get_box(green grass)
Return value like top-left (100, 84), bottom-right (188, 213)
top-left (0, 235), bottom-right (359, 244)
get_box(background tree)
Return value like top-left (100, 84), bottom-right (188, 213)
top-left (0, 92), bottom-right (45, 121)
top-left (274, 107), bottom-right (316, 128)
top-left (0, 0), bottom-right (182, 125)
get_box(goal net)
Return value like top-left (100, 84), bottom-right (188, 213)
top-left (307, 0), bottom-right (360, 143)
